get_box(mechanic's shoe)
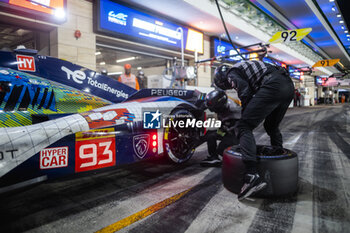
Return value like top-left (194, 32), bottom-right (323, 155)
top-left (238, 173), bottom-right (267, 201)
top-left (200, 156), bottom-right (221, 167)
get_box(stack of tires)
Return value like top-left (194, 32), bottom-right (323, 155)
top-left (222, 145), bottom-right (298, 197)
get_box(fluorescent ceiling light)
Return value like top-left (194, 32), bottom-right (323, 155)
top-left (329, 0), bottom-right (335, 2)
top-left (337, 14), bottom-right (341, 18)
top-left (108, 72), bottom-right (123, 75)
top-left (95, 51), bottom-right (101, 55)
top-left (116, 57), bottom-right (136, 63)
top-left (137, 67), bottom-right (142, 70)
top-left (99, 61), bottom-right (106, 65)
top-left (345, 30), bottom-right (348, 33)
top-left (339, 20), bottom-right (344, 24)
top-left (332, 7), bottom-right (336, 11)
top-left (54, 8), bottom-right (65, 19)
top-left (341, 26), bottom-right (345, 29)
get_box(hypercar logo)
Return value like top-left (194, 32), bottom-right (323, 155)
top-left (143, 110), bottom-right (161, 129)
top-left (40, 147), bottom-right (68, 169)
top-left (133, 134), bottom-right (150, 159)
top-left (16, 55), bottom-right (35, 72)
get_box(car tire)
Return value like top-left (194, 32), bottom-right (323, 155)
top-left (222, 145), bottom-right (298, 197)
top-left (163, 108), bottom-right (200, 164)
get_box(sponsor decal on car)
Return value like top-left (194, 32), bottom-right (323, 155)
top-left (40, 147), bottom-right (68, 169)
top-left (81, 108), bottom-right (135, 129)
top-left (16, 55), bottom-right (35, 72)
top-left (133, 134), bottom-right (150, 159)
top-left (150, 89), bottom-right (188, 97)
top-left (75, 128), bottom-right (116, 173)
top-left (61, 66), bottom-right (129, 98)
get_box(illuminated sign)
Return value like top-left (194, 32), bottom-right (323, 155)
top-left (288, 66), bottom-right (303, 80)
top-left (97, 0), bottom-right (203, 53)
top-left (212, 38), bottom-right (248, 61)
top-left (0, 0), bottom-right (66, 21)
top-left (262, 57), bottom-right (287, 68)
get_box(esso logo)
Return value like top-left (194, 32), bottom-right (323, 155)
top-left (61, 66), bottom-right (86, 84)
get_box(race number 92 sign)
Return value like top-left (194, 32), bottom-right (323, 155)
top-left (269, 28), bottom-right (312, 43)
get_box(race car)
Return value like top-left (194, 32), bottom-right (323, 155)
top-left (0, 49), bottom-right (210, 193)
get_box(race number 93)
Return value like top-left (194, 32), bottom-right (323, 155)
top-left (75, 138), bottom-right (116, 172)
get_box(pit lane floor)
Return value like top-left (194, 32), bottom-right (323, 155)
top-left (1, 104), bottom-right (349, 233)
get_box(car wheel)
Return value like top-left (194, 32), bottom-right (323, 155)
top-left (163, 108), bottom-right (200, 164)
top-left (222, 145), bottom-right (298, 197)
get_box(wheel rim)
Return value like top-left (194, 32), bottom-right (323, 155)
top-left (164, 109), bottom-right (198, 163)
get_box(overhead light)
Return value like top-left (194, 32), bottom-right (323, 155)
top-left (137, 67), bottom-right (142, 70)
top-left (95, 51), bottom-right (101, 55)
top-left (341, 26), bottom-right (345, 30)
top-left (339, 20), bottom-right (344, 24)
top-left (332, 7), bottom-right (336, 11)
top-left (99, 61), bottom-right (106, 65)
top-left (116, 56), bottom-right (136, 63)
top-left (329, 0), bottom-right (335, 2)
top-left (348, 38), bottom-right (350, 41)
top-left (54, 8), bottom-right (66, 19)
top-left (337, 14), bottom-right (341, 18)
top-left (345, 30), bottom-right (349, 33)
top-left (108, 72), bottom-right (123, 75)
top-left (347, 35), bottom-right (350, 37)
top-left (235, 36), bottom-right (239, 40)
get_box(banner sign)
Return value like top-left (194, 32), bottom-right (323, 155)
top-left (288, 66), bottom-right (303, 80)
top-left (269, 28), bottom-right (312, 43)
top-left (0, 0), bottom-right (66, 22)
top-left (97, 0), bottom-right (203, 53)
top-left (212, 38), bottom-right (249, 61)
top-left (0, 51), bottom-right (136, 103)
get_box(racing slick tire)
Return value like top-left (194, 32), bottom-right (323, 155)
top-left (163, 108), bottom-right (201, 164)
top-left (222, 145), bottom-right (298, 197)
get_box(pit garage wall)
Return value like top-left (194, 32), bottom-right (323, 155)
top-left (50, 0), bottom-right (96, 71)
top-left (49, 0), bottom-right (212, 87)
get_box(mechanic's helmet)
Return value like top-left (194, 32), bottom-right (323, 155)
top-left (214, 65), bottom-right (232, 90)
top-left (206, 90), bottom-right (228, 112)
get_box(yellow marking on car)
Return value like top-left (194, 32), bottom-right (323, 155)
top-left (95, 188), bottom-right (192, 233)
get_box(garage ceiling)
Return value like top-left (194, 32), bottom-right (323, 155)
top-left (118, 0), bottom-right (350, 73)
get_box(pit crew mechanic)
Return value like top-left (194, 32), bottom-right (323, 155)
top-left (214, 60), bottom-right (294, 200)
top-left (200, 90), bottom-right (240, 167)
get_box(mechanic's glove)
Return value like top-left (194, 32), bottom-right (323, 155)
top-left (217, 128), bottom-right (226, 137)
top-left (214, 65), bottom-right (232, 90)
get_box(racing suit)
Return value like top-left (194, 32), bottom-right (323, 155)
top-left (227, 61), bottom-right (294, 173)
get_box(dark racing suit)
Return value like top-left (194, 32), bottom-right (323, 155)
top-left (207, 99), bottom-right (240, 157)
top-left (227, 61), bottom-right (294, 172)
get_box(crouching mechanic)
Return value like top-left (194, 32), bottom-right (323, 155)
top-left (214, 61), bottom-right (294, 200)
top-left (200, 90), bottom-right (240, 167)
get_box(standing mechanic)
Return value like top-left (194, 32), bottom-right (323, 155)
top-left (214, 60), bottom-right (294, 200)
top-left (200, 90), bottom-right (240, 167)
top-left (118, 64), bottom-right (140, 90)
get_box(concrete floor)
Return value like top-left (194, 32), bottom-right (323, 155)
top-left (0, 104), bottom-right (349, 233)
